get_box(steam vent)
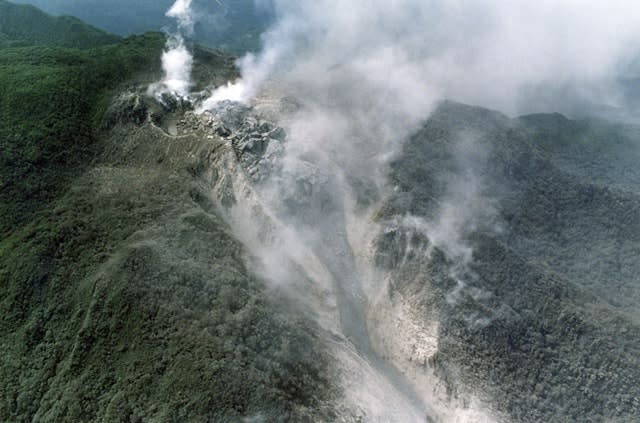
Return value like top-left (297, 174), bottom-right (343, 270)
top-left (1, 0), bottom-right (640, 421)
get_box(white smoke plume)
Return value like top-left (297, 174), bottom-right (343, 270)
top-left (158, 38), bottom-right (193, 97)
top-left (205, 0), bottom-right (640, 116)
top-left (149, 0), bottom-right (195, 99)
top-left (200, 2), bottom-right (640, 269)
top-left (198, 1), bottom-right (640, 421)
top-left (166, 0), bottom-right (194, 35)
top-left (200, 0), bottom-right (640, 289)
top-left (199, 0), bottom-right (640, 290)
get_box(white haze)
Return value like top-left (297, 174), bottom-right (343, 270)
top-left (199, 0), bottom-right (640, 285)
top-left (208, 0), bottom-right (640, 116)
top-left (200, 0), bottom-right (640, 289)
top-left (159, 39), bottom-right (193, 97)
top-left (196, 1), bottom-right (640, 421)
top-left (149, 0), bottom-right (194, 98)
top-left (166, 0), bottom-right (194, 34)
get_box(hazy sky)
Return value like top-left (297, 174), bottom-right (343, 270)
top-left (221, 0), bottom-right (640, 117)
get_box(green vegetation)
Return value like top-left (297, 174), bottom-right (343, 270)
top-left (0, 0), bottom-right (120, 48)
top-left (0, 32), bottom-right (165, 235)
top-left (10, 0), bottom-right (271, 54)
top-left (0, 4), bottom-right (331, 421)
top-left (7, 2), bottom-right (638, 422)
top-left (10, 0), bottom-right (175, 37)
top-left (0, 170), bottom-right (329, 421)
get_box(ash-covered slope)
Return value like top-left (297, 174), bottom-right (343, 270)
top-left (388, 101), bottom-right (640, 319)
top-left (2, 4), bottom-right (639, 418)
top-left (177, 91), bottom-right (640, 422)
top-left (376, 101), bottom-right (640, 422)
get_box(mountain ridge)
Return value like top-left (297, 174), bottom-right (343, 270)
top-left (0, 0), bottom-right (120, 48)
top-left (1, 4), bottom-right (640, 422)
